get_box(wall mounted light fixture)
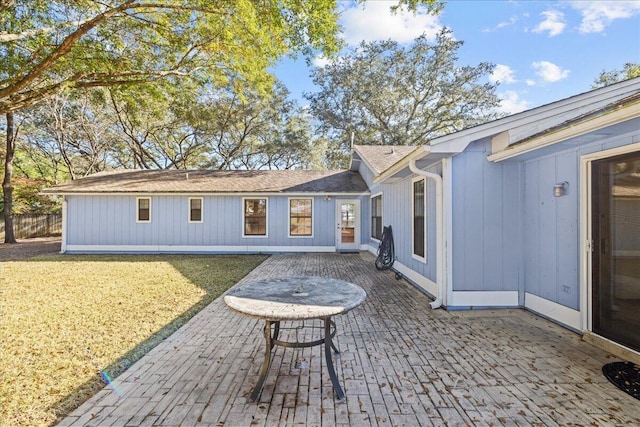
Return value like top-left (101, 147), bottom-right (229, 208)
top-left (324, 195), bottom-right (332, 201)
top-left (553, 181), bottom-right (569, 197)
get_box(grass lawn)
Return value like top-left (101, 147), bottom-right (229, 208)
top-left (0, 254), bottom-right (267, 427)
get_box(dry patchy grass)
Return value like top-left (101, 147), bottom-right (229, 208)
top-left (0, 254), bottom-right (267, 427)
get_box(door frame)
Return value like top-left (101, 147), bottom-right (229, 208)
top-left (335, 199), bottom-right (361, 252)
top-left (580, 143), bottom-right (640, 338)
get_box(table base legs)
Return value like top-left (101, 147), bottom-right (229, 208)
top-left (249, 317), bottom-right (343, 402)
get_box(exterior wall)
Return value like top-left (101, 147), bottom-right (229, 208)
top-left (521, 121), bottom-right (640, 312)
top-left (64, 194), bottom-right (354, 252)
top-left (451, 139), bottom-right (523, 297)
top-left (523, 151), bottom-right (579, 310)
top-left (357, 163), bottom-right (377, 188)
top-left (363, 164), bottom-right (439, 292)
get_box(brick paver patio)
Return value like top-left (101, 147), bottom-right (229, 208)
top-left (60, 253), bottom-right (640, 426)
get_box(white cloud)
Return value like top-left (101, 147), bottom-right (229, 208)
top-left (533, 10), bottom-right (566, 37)
top-left (526, 79), bottom-right (536, 86)
top-left (489, 64), bottom-right (517, 84)
top-left (340, 1), bottom-right (442, 45)
top-left (532, 61), bottom-right (570, 82)
top-left (570, 1), bottom-right (640, 33)
top-left (483, 15), bottom-right (518, 33)
top-left (497, 91), bottom-right (530, 114)
top-left (313, 55), bottom-right (332, 68)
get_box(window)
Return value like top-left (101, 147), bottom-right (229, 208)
top-left (412, 178), bottom-right (425, 260)
top-left (243, 198), bottom-right (267, 237)
top-left (371, 194), bottom-right (382, 240)
top-left (189, 198), bottom-right (203, 223)
top-left (137, 197), bottom-right (151, 222)
top-left (289, 198), bottom-right (313, 237)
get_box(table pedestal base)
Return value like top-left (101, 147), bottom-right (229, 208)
top-left (250, 317), bottom-right (343, 402)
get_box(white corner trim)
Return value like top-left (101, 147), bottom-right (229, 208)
top-left (61, 197), bottom-right (68, 253)
top-left (392, 260), bottom-right (438, 298)
top-left (450, 291), bottom-right (519, 307)
top-left (64, 245), bottom-right (336, 253)
top-left (525, 292), bottom-right (581, 331)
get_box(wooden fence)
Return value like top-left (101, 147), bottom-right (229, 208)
top-left (0, 214), bottom-right (62, 239)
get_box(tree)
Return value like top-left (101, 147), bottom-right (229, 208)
top-left (593, 63), bottom-right (640, 88)
top-left (2, 112), bottom-right (16, 242)
top-left (0, 1), bottom-right (347, 114)
top-left (187, 81), bottom-right (320, 170)
top-left (0, 0), bottom-right (344, 243)
top-left (306, 28), bottom-right (502, 167)
top-left (0, 0), bottom-right (441, 240)
top-left (20, 90), bottom-right (116, 180)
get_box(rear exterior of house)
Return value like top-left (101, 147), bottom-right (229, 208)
top-left (44, 170), bottom-right (371, 254)
top-left (352, 77), bottom-right (640, 361)
top-left (45, 77), bottom-right (640, 361)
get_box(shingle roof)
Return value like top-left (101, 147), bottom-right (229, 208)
top-left (352, 145), bottom-right (418, 175)
top-left (42, 169), bottom-right (369, 194)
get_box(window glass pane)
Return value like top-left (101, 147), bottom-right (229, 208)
top-left (290, 199), bottom-right (312, 236)
top-left (371, 195), bottom-right (382, 240)
top-left (190, 199), bottom-right (202, 222)
top-left (413, 180), bottom-right (425, 257)
top-left (244, 199), bottom-right (267, 235)
top-left (138, 198), bottom-right (150, 222)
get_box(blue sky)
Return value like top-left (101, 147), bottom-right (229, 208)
top-left (273, 0), bottom-right (640, 115)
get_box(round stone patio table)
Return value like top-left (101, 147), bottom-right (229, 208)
top-left (224, 276), bottom-right (367, 401)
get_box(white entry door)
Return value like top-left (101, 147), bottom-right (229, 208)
top-left (336, 199), bottom-right (360, 252)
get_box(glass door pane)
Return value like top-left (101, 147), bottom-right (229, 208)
top-left (340, 202), bottom-right (355, 243)
top-left (592, 151), bottom-right (640, 352)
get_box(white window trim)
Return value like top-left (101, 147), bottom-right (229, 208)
top-left (242, 197), bottom-right (269, 238)
top-left (288, 197), bottom-right (314, 238)
top-left (136, 197), bottom-right (151, 223)
top-left (411, 176), bottom-right (427, 263)
top-left (370, 192), bottom-right (383, 242)
top-left (188, 197), bottom-right (204, 223)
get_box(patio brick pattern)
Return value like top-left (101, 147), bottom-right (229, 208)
top-left (60, 253), bottom-right (640, 426)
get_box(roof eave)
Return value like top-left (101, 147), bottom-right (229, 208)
top-left (487, 100), bottom-right (640, 162)
top-left (373, 146), bottom-right (429, 184)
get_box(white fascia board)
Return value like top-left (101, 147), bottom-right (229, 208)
top-left (487, 102), bottom-right (640, 162)
top-left (430, 78), bottom-right (640, 154)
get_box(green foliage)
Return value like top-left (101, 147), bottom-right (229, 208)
top-left (593, 63), bottom-right (640, 88)
top-left (9, 176), bottom-right (61, 213)
top-left (306, 28), bottom-right (502, 168)
top-left (0, 0), bottom-right (346, 113)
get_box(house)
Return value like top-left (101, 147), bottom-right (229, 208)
top-left (42, 169), bottom-right (370, 254)
top-left (44, 77), bottom-right (640, 361)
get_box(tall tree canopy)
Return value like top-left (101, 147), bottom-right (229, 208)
top-left (0, 0), bottom-right (441, 241)
top-left (0, 0), bottom-right (346, 114)
top-left (306, 28), bottom-right (501, 167)
top-left (593, 63), bottom-right (640, 88)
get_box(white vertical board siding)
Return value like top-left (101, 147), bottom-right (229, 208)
top-left (65, 194), bottom-right (338, 250)
top-left (452, 139), bottom-right (523, 293)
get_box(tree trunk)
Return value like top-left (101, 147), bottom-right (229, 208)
top-left (3, 112), bottom-right (16, 243)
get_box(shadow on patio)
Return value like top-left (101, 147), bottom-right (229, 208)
top-left (60, 252), bottom-right (640, 426)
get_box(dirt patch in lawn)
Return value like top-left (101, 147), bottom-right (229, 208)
top-left (0, 237), bottom-right (61, 261)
